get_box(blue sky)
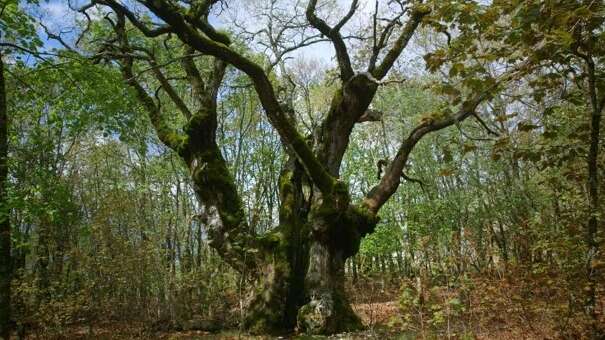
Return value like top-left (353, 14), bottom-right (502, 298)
top-left (35, 0), bottom-right (339, 63)
top-left (32, 0), bottom-right (424, 76)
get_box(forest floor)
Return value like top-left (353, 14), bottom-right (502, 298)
top-left (59, 298), bottom-right (554, 340)
top-left (32, 271), bottom-right (604, 339)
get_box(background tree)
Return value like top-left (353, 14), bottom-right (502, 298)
top-left (0, 31), bottom-right (9, 340)
top-left (0, 0), bottom-right (42, 336)
top-left (433, 1), bottom-right (604, 335)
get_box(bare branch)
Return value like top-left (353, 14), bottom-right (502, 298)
top-left (334, 0), bottom-right (359, 32)
top-left (363, 62), bottom-right (528, 213)
top-left (369, 7), bottom-right (406, 72)
top-left (98, 0), bottom-right (173, 37)
top-left (39, 22), bottom-right (77, 53)
top-left (306, 0), bottom-right (356, 81)
top-left (370, 5), bottom-right (430, 79)
top-left (401, 172), bottom-right (425, 191)
top-left (472, 112), bottom-right (499, 136)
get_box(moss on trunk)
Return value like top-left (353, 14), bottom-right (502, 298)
top-left (297, 241), bottom-right (362, 334)
top-left (296, 203), bottom-right (378, 334)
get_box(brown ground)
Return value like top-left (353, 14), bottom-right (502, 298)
top-left (15, 273), bottom-right (604, 339)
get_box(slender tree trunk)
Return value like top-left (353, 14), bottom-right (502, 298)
top-left (584, 56), bottom-right (602, 339)
top-left (0, 50), bottom-right (11, 340)
top-left (351, 255), bottom-right (358, 284)
top-left (380, 255), bottom-right (387, 276)
top-left (497, 221), bottom-right (509, 263)
top-left (396, 250), bottom-right (404, 276)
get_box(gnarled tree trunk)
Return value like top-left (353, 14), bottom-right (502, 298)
top-left (243, 158), bottom-right (309, 332)
top-left (94, 1), bottom-right (498, 335)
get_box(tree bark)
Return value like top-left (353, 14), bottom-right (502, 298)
top-left (296, 199), bottom-right (377, 334)
top-left (297, 239), bottom-right (361, 334)
top-left (244, 157), bottom-right (309, 333)
top-left (0, 49), bottom-right (11, 340)
top-left (583, 55), bottom-right (603, 340)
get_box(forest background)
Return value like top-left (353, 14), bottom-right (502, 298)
top-left (0, 0), bottom-right (603, 338)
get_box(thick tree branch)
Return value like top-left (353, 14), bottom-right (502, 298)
top-left (357, 108), bottom-right (384, 123)
top-left (111, 11), bottom-right (261, 275)
top-left (113, 0), bottom-right (336, 194)
top-left (148, 58), bottom-right (193, 119)
top-left (96, 0), bottom-right (173, 37)
top-left (334, 0), bottom-right (359, 32)
top-left (208, 58), bottom-right (227, 104)
top-left (113, 14), bottom-right (187, 152)
top-left (184, 1), bottom-right (231, 45)
top-left (306, 0), bottom-right (356, 81)
top-left (363, 97), bottom-right (483, 213)
top-left (180, 47), bottom-right (226, 111)
top-left (180, 48), bottom-right (208, 109)
top-left (370, 5), bottom-right (430, 80)
top-left (363, 64), bottom-right (527, 214)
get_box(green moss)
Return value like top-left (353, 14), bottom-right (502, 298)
top-left (279, 170), bottom-right (294, 192)
top-left (257, 230), bottom-right (285, 252)
top-left (413, 4), bottom-right (432, 15)
top-left (189, 108), bottom-right (212, 125)
top-left (244, 254), bottom-right (299, 334)
top-left (332, 180), bottom-right (348, 196)
top-left (332, 291), bottom-right (363, 331)
top-left (328, 88), bottom-right (344, 115)
top-left (246, 303), bottom-right (286, 335)
top-left (166, 132), bottom-right (189, 154)
top-left (214, 29), bottom-right (231, 43)
top-left (278, 172), bottom-right (301, 228)
top-left (347, 205), bottom-right (380, 226)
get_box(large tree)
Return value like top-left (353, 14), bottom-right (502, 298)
top-left (73, 0), bottom-right (527, 334)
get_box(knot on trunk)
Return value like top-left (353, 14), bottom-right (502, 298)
top-left (297, 289), bottom-right (362, 334)
top-left (357, 109), bottom-right (384, 123)
top-left (297, 292), bottom-right (334, 334)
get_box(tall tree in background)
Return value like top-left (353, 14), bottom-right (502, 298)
top-left (1, 1), bottom-right (44, 335)
top-left (445, 2), bottom-right (604, 335)
top-left (76, 0), bottom-right (529, 334)
top-left (0, 43), bottom-right (9, 340)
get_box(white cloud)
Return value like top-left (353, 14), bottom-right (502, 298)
top-left (39, 1), bottom-right (75, 29)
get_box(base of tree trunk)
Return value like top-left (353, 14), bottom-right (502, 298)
top-left (244, 262), bottom-right (294, 334)
top-left (244, 251), bottom-right (307, 335)
top-left (297, 289), bottom-right (362, 334)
